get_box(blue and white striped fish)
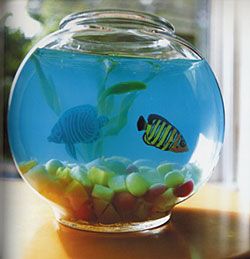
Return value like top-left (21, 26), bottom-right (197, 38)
top-left (137, 114), bottom-right (188, 153)
top-left (48, 105), bottom-right (108, 159)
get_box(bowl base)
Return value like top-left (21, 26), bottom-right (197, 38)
top-left (55, 214), bottom-right (171, 233)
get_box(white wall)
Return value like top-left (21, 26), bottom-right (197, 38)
top-left (210, 0), bottom-right (250, 200)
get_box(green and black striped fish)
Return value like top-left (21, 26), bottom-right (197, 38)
top-left (137, 114), bottom-right (188, 153)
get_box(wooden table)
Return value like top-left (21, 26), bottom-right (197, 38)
top-left (1, 180), bottom-right (250, 259)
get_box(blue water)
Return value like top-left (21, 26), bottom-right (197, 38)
top-left (8, 48), bottom-right (224, 171)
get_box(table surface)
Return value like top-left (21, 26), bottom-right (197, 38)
top-left (1, 179), bottom-right (250, 259)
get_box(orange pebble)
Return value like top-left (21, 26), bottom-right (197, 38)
top-left (74, 201), bottom-right (95, 222)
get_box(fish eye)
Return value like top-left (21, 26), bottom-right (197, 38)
top-left (55, 131), bottom-right (61, 138)
top-left (180, 140), bottom-right (185, 147)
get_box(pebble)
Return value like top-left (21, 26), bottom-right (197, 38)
top-left (113, 192), bottom-right (137, 211)
top-left (92, 184), bottom-right (114, 202)
top-left (133, 159), bottom-right (154, 167)
top-left (19, 160), bottom-right (38, 174)
top-left (104, 158), bottom-right (127, 174)
top-left (164, 170), bottom-right (185, 188)
top-left (139, 166), bottom-right (154, 173)
top-left (144, 183), bottom-right (167, 202)
top-left (153, 188), bottom-right (177, 211)
top-left (46, 159), bottom-right (64, 176)
top-left (126, 164), bottom-right (139, 174)
top-left (173, 180), bottom-right (194, 197)
top-left (56, 167), bottom-right (72, 185)
top-left (29, 165), bottom-right (47, 175)
top-left (70, 166), bottom-right (92, 188)
top-left (157, 163), bottom-right (175, 178)
top-left (88, 166), bottom-right (115, 186)
top-left (108, 175), bottom-right (127, 192)
top-left (106, 156), bottom-right (131, 167)
top-left (181, 163), bottom-right (201, 184)
top-left (86, 158), bottom-right (104, 169)
top-left (126, 172), bottom-right (149, 197)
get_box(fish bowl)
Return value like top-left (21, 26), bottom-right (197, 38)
top-left (8, 10), bottom-right (225, 232)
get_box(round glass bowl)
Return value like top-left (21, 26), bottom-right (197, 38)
top-left (8, 10), bottom-right (225, 232)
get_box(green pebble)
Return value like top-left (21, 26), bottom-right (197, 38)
top-left (29, 165), bottom-right (47, 175)
top-left (182, 163), bottom-right (202, 184)
top-left (126, 172), bottom-right (149, 197)
top-left (133, 159), bottom-right (153, 167)
top-left (67, 163), bottom-right (77, 168)
top-left (154, 188), bottom-right (177, 211)
top-left (19, 160), bottom-right (38, 174)
top-left (45, 159), bottom-right (64, 176)
top-left (138, 166), bottom-right (156, 184)
top-left (79, 164), bottom-right (88, 171)
top-left (162, 188), bottom-right (177, 206)
top-left (106, 156), bottom-right (131, 166)
top-left (157, 163), bottom-right (175, 178)
top-left (92, 184), bottom-right (114, 202)
top-left (56, 167), bottom-right (72, 183)
top-left (70, 166), bottom-right (92, 188)
top-left (88, 166), bottom-right (115, 186)
top-left (139, 170), bottom-right (161, 185)
top-left (126, 164), bottom-right (139, 173)
top-left (139, 166), bottom-right (162, 185)
top-left (86, 158), bottom-right (104, 169)
top-left (139, 166), bottom-right (154, 173)
top-left (104, 159), bottom-right (126, 174)
top-left (164, 170), bottom-right (185, 188)
top-left (108, 175), bottom-right (127, 192)
top-left (71, 165), bottom-right (87, 175)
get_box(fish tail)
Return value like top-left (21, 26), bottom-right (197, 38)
top-left (65, 143), bottom-right (77, 160)
top-left (47, 135), bottom-right (53, 142)
top-left (137, 116), bottom-right (147, 131)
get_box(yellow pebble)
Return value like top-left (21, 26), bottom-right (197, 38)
top-left (18, 160), bottom-right (38, 174)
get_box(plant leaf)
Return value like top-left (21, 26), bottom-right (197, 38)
top-left (99, 81), bottom-right (146, 111)
top-left (32, 54), bottom-right (61, 116)
top-left (105, 93), bottom-right (137, 136)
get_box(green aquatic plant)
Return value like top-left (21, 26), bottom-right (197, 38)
top-left (105, 92), bottom-right (138, 136)
top-left (102, 81), bottom-right (146, 96)
top-left (92, 93), bottom-right (138, 158)
top-left (90, 59), bottom-right (161, 160)
top-left (78, 58), bottom-right (118, 161)
top-left (78, 58), bottom-right (159, 161)
top-left (32, 54), bottom-right (62, 116)
top-left (97, 58), bottom-right (118, 100)
top-left (103, 95), bottom-right (115, 116)
top-left (98, 81), bottom-right (146, 113)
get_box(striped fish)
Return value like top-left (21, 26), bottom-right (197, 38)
top-left (137, 114), bottom-right (188, 153)
top-left (48, 105), bottom-right (109, 159)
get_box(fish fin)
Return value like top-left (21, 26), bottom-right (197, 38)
top-left (65, 143), bottom-right (77, 160)
top-left (98, 115), bottom-right (109, 128)
top-left (148, 114), bottom-right (171, 125)
top-left (94, 139), bottom-right (103, 158)
top-left (137, 116), bottom-right (147, 131)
